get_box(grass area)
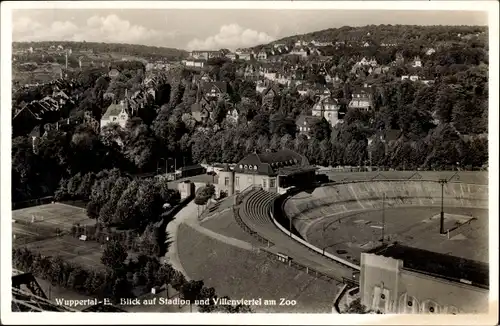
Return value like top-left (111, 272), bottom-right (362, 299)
top-left (200, 209), bottom-right (262, 246)
top-left (12, 203), bottom-right (138, 271)
top-left (306, 206), bottom-right (488, 264)
top-left (177, 223), bottom-right (340, 313)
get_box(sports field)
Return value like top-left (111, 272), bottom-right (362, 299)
top-left (284, 179), bottom-right (489, 266)
top-left (12, 203), bottom-right (106, 270)
top-left (305, 206), bottom-right (488, 264)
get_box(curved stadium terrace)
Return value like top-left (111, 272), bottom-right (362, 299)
top-left (282, 180), bottom-right (489, 265)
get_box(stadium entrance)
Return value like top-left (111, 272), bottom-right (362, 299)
top-left (277, 167), bottom-right (317, 193)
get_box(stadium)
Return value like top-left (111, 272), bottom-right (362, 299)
top-left (11, 169), bottom-right (489, 314)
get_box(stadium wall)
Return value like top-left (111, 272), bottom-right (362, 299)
top-left (283, 180), bottom-right (488, 236)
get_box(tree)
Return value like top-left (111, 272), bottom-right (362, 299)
top-left (309, 118), bottom-right (331, 141)
top-left (344, 298), bottom-right (374, 314)
top-left (101, 240), bottom-right (128, 270)
top-left (180, 280), bottom-right (204, 312)
top-left (111, 277), bottom-right (132, 304)
top-left (198, 286), bottom-right (218, 312)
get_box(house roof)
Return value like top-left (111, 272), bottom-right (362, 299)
top-left (234, 148), bottom-right (310, 176)
top-left (296, 115), bottom-right (319, 126)
top-left (201, 81), bottom-right (227, 94)
top-left (102, 102), bottom-right (126, 119)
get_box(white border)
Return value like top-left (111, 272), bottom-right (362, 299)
top-left (1, 1), bottom-right (498, 325)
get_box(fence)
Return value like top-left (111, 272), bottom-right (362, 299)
top-left (12, 196), bottom-right (54, 210)
top-left (258, 247), bottom-right (343, 285)
top-left (269, 201), bottom-right (361, 272)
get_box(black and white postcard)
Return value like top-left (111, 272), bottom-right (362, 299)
top-left (1, 1), bottom-right (498, 325)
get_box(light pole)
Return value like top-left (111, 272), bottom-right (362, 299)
top-left (381, 193), bottom-right (386, 243)
top-left (438, 178), bottom-right (448, 234)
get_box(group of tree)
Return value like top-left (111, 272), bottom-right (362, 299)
top-left (13, 246), bottom-right (252, 312)
top-left (194, 184), bottom-right (216, 217)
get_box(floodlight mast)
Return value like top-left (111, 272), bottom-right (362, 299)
top-left (438, 178), bottom-right (448, 234)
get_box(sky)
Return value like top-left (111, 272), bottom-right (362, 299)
top-left (12, 8), bottom-right (488, 51)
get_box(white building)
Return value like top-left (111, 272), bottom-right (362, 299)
top-left (100, 101), bottom-right (130, 129)
top-left (311, 97), bottom-right (342, 127)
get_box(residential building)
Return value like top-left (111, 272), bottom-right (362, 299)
top-left (190, 96), bottom-right (216, 123)
top-left (290, 47), bottom-right (310, 58)
top-left (189, 50), bottom-right (223, 61)
top-left (100, 100), bottom-right (130, 129)
top-left (349, 88), bottom-right (372, 111)
top-left (412, 57), bottom-right (422, 68)
top-left (256, 80), bottom-right (268, 94)
top-left (216, 148), bottom-right (317, 196)
top-left (425, 48), bottom-right (436, 56)
top-left (108, 69), bottom-right (120, 79)
top-left (312, 97), bottom-right (342, 127)
top-left (226, 53), bottom-right (238, 61)
top-left (238, 52), bottom-right (254, 61)
top-left (257, 50), bottom-right (269, 61)
top-left (359, 244), bottom-right (488, 314)
top-left (183, 59), bottom-right (205, 68)
top-left (296, 115), bottom-right (318, 138)
top-left (226, 107), bottom-right (239, 124)
top-left (202, 81), bottom-right (228, 100)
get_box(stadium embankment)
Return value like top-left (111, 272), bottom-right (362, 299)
top-left (283, 180), bottom-right (488, 239)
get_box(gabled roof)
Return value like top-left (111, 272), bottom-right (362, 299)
top-left (296, 115), bottom-right (319, 126)
top-left (201, 81), bottom-right (227, 94)
top-left (102, 102), bottom-right (127, 120)
top-left (191, 96), bottom-right (215, 113)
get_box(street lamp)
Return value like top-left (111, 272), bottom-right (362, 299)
top-left (438, 178), bottom-right (448, 234)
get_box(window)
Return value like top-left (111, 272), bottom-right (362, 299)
top-left (248, 177), bottom-right (252, 184)
top-left (407, 301), bottom-right (413, 307)
top-left (327, 113), bottom-right (331, 117)
top-left (224, 177), bottom-right (229, 186)
top-left (263, 179), bottom-right (267, 188)
top-left (270, 179), bottom-right (276, 188)
top-left (235, 177), bottom-right (239, 186)
top-left (112, 117), bottom-right (117, 121)
top-left (380, 294), bottom-right (386, 300)
top-left (429, 307), bottom-right (435, 313)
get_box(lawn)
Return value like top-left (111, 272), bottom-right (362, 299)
top-left (177, 223), bottom-right (341, 313)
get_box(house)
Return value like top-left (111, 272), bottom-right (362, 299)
top-left (189, 50), bottom-right (224, 61)
top-left (202, 82), bottom-right (228, 100)
top-left (296, 115), bottom-right (318, 138)
top-left (296, 83), bottom-right (312, 97)
top-left (311, 97), bottom-right (342, 127)
top-left (363, 41), bottom-right (370, 47)
top-left (226, 53), bottom-right (238, 61)
top-left (183, 59), bottom-right (205, 68)
top-left (425, 48), bottom-right (436, 56)
top-left (100, 100), bottom-right (130, 129)
top-left (255, 80), bottom-right (268, 94)
top-left (190, 96), bottom-right (216, 123)
top-left (290, 47), bottom-right (309, 58)
top-left (238, 52), bottom-right (254, 61)
top-left (261, 84), bottom-right (280, 109)
top-left (409, 75), bottom-right (419, 82)
top-left (412, 56), bottom-right (422, 68)
top-left (226, 107), bottom-right (239, 124)
top-left (257, 50), bottom-right (269, 61)
top-left (108, 69), bottom-right (120, 79)
top-left (349, 88), bottom-right (372, 111)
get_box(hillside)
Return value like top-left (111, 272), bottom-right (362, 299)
top-left (13, 41), bottom-right (189, 61)
top-left (253, 24), bottom-right (488, 50)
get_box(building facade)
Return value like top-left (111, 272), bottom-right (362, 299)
top-left (100, 101), bottom-right (130, 129)
top-left (312, 97), bottom-right (342, 127)
top-left (359, 245), bottom-right (489, 314)
top-left (216, 149), bottom-right (316, 197)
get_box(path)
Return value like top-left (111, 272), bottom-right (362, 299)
top-left (165, 183), bottom-right (255, 280)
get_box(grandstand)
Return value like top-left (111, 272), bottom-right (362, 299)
top-left (283, 180), bottom-right (488, 264)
